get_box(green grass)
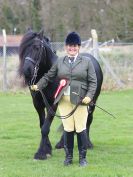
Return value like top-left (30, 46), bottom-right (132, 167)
top-left (0, 90), bottom-right (133, 177)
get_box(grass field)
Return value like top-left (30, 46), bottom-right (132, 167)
top-left (0, 90), bottom-right (133, 177)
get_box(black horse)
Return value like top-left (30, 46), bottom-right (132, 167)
top-left (19, 30), bottom-right (103, 160)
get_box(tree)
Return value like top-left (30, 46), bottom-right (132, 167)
top-left (29, 0), bottom-right (42, 31)
top-left (0, 0), bottom-right (133, 41)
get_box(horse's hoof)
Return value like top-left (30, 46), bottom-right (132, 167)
top-left (34, 152), bottom-right (47, 160)
top-left (55, 142), bottom-right (64, 149)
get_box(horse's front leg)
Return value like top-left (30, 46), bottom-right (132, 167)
top-left (34, 135), bottom-right (52, 160)
top-left (34, 108), bottom-right (50, 160)
top-left (33, 103), bottom-right (48, 160)
top-left (34, 104), bottom-right (57, 160)
top-left (31, 93), bottom-right (48, 160)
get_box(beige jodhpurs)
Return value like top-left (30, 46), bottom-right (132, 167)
top-left (58, 96), bottom-right (88, 133)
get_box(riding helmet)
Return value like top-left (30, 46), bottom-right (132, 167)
top-left (65, 32), bottom-right (81, 46)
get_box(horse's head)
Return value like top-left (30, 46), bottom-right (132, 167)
top-left (19, 30), bottom-right (57, 86)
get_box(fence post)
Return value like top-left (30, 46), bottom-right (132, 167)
top-left (91, 29), bottom-right (99, 60)
top-left (2, 29), bottom-right (7, 91)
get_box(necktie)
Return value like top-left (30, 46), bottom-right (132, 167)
top-left (69, 57), bottom-right (74, 64)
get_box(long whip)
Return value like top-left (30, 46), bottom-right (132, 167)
top-left (72, 92), bottom-right (117, 119)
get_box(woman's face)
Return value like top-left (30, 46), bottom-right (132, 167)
top-left (65, 44), bottom-right (80, 56)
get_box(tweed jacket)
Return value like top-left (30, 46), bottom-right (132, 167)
top-left (37, 54), bottom-right (97, 105)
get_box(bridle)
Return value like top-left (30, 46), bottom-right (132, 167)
top-left (25, 39), bottom-right (46, 86)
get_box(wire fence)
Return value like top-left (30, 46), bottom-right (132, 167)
top-left (0, 39), bottom-right (133, 91)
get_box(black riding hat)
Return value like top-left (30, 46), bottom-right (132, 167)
top-left (65, 32), bottom-right (81, 46)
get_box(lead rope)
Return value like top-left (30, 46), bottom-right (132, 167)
top-left (39, 89), bottom-right (81, 119)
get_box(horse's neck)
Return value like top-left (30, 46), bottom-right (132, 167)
top-left (37, 58), bottom-right (54, 79)
top-left (46, 45), bottom-right (58, 64)
top-left (35, 50), bottom-right (57, 82)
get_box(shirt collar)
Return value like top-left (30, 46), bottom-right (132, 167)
top-left (68, 53), bottom-right (79, 63)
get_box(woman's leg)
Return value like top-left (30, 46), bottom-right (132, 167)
top-left (74, 105), bottom-right (88, 166)
top-left (58, 96), bottom-right (75, 165)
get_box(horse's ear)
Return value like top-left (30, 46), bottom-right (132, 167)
top-left (38, 29), bottom-right (44, 39)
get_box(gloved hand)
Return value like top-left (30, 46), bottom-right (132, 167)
top-left (30, 85), bottom-right (39, 91)
top-left (82, 96), bottom-right (91, 105)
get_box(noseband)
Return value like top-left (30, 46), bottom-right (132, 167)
top-left (25, 57), bottom-right (36, 65)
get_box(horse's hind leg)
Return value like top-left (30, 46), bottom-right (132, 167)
top-left (54, 123), bottom-right (64, 149)
top-left (55, 132), bottom-right (64, 149)
top-left (86, 105), bottom-right (96, 149)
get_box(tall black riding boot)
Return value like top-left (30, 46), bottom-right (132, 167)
top-left (77, 130), bottom-right (88, 167)
top-left (64, 131), bottom-right (74, 166)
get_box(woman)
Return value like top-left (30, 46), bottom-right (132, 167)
top-left (31, 32), bottom-right (97, 167)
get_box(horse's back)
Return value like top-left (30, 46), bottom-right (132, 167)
top-left (81, 53), bottom-right (103, 99)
